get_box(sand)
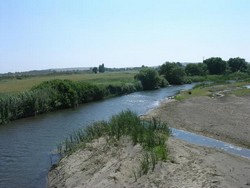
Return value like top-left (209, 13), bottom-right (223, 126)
top-left (48, 136), bottom-right (250, 188)
top-left (149, 95), bottom-right (250, 148)
top-left (48, 94), bottom-right (250, 188)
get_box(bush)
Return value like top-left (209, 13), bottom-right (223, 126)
top-left (135, 68), bottom-right (161, 90)
top-left (159, 62), bottom-right (186, 85)
top-left (0, 79), bottom-right (142, 125)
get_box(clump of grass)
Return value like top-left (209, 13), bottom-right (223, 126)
top-left (57, 110), bottom-right (171, 174)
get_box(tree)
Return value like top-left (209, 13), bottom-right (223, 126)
top-left (228, 57), bottom-right (248, 72)
top-left (159, 62), bottom-right (186, 85)
top-left (99, 64), bottom-right (105, 73)
top-left (185, 63), bottom-right (207, 76)
top-left (134, 68), bottom-right (161, 90)
top-left (92, 67), bottom-right (98, 74)
top-left (203, 57), bottom-right (226, 75)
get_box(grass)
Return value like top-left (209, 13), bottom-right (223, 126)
top-left (175, 88), bottom-right (211, 101)
top-left (0, 71), bottom-right (137, 94)
top-left (175, 79), bottom-right (250, 101)
top-left (57, 110), bottom-right (171, 175)
top-left (231, 88), bottom-right (250, 96)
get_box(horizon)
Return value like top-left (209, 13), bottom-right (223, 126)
top-left (1, 0), bottom-right (250, 73)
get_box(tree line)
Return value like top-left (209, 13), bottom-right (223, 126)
top-left (135, 57), bottom-right (250, 90)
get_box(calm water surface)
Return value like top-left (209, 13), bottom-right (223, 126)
top-left (0, 84), bottom-right (194, 188)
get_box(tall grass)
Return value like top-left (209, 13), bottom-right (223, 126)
top-left (0, 79), bottom-right (142, 125)
top-left (57, 110), bottom-right (171, 174)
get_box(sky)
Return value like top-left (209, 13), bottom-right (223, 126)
top-left (0, 0), bottom-right (250, 73)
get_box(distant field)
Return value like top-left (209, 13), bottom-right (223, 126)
top-left (0, 71), bottom-right (137, 94)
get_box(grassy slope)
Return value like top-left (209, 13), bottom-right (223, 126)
top-left (0, 71), bottom-right (137, 94)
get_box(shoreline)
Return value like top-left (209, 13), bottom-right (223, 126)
top-left (147, 95), bottom-right (250, 149)
top-left (48, 137), bottom-right (250, 188)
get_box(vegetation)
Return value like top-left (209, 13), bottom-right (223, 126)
top-left (57, 110), bottom-right (171, 174)
top-left (185, 63), bottom-right (207, 76)
top-left (175, 79), bottom-right (250, 101)
top-left (92, 67), bottom-right (98, 74)
top-left (98, 63), bottom-right (105, 73)
top-left (203, 57), bottom-right (227, 75)
top-left (0, 71), bottom-right (137, 94)
top-left (228, 57), bottom-right (248, 73)
top-left (0, 79), bottom-right (142, 125)
top-left (1, 56), bottom-right (249, 124)
top-left (134, 68), bottom-right (168, 90)
top-left (159, 62), bottom-right (186, 85)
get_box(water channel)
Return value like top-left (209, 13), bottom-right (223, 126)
top-left (0, 84), bottom-right (249, 188)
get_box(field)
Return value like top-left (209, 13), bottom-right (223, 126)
top-left (0, 71), bottom-right (137, 94)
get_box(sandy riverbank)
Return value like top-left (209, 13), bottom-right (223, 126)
top-left (149, 95), bottom-right (250, 148)
top-left (48, 92), bottom-right (250, 188)
top-left (48, 136), bottom-right (250, 188)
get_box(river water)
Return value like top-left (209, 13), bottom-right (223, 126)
top-left (0, 84), bottom-right (249, 188)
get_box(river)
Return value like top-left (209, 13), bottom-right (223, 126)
top-left (0, 84), bottom-right (249, 188)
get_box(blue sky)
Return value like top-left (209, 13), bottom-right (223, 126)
top-left (0, 0), bottom-right (250, 73)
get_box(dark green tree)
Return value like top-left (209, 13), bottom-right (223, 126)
top-left (159, 62), bottom-right (186, 85)
top-left (203, 57), bottom-right (226, 75)
top-left (185, 63), bottom-right (207, 76)
top-left (92, 67), bottom-right (98, 74)
top-left (228, 57), bottom-right (248, 72)
top-left (99, 64), bottom-right (105, 73)
top-left (134, 68), bottom-right (161, 90)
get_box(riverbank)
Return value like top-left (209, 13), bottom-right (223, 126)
top-left (48, 137), bottom-right (250, 188)
top-left (48, 86), bottom-right (250, 187)
top-left (149, 94), bottom-right (250, 149)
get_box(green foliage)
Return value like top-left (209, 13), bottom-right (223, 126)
top-left (158, 75), bottom-right (169, 87)
top-left (175, 88), bottom-right (211, 101)
top-left (228, 57), bottom-right (248, 72)
top-left (92, 67), bottom-right (98, 74)
top-left (0, 79), bottom-right (141, 125)
top-left (135, 68), bottom-right (161, 90)
top-left (98, 63), bottom-right (105, 73)
top-left (106, 82), bottom-right (141, 96)
top-left (185, 63), bottom-right (207, 76)
top-left (159, 62), bottom-right (186, 85)
top-left (226, 72), bottom-right (250, 80)
top-left (203, 57), bottom-right (227, 75)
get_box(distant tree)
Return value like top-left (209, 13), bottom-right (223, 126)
top-left (185, 63), bottom-right (207, 76)
top-left (228, 57), bottom-right (248, 72)
top-left (92, 67), bottom-right (98, 74)
top-left (134, 68), bottom-right (161, 90)
top-left (99, 64), bottom-right (105, 73)
top-left (159, 62), bottom-right (186, 85)
top-left (203, 57), bottom-right (226, 75)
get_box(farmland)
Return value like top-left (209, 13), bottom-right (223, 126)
top-left (0, 71), bottom-right (137, 94)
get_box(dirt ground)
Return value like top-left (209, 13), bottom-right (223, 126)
top-left (149, 95), bottom-right (250, 148)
